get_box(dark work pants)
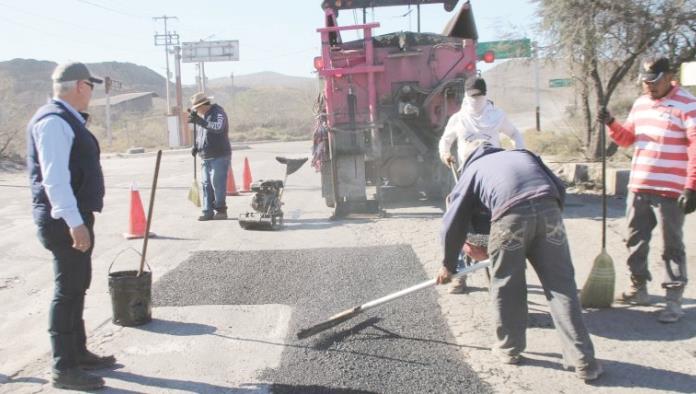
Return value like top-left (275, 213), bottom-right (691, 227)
top-left (36, 212), bottom-right (94, 372)
top-left (487, 197), bottom-right (595, 367)
top-left (625, 191), bottom-right (687, 288)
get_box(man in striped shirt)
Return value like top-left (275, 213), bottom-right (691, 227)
top-left (600, 56), bottom-right (696, 323)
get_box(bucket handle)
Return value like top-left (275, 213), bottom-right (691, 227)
top-left (109, 247), bottom-right (152, 275)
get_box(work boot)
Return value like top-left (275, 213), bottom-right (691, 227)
top-left (658, 286), bottom-right (685, 323)
top-left (448, 275), bottom-right (468, 294)
top-left (78, 350), bottom-right (116, 370)
top-left (52, 367), bottom-right (105, 390)
top-left (616, 276), bottom-right (651, 305)
top-left (576, 359), bottom-right (603, 381)
top-left (491, 348), bottom-right (524, 365)
top-left (198, 213), bottom-right (214, 221)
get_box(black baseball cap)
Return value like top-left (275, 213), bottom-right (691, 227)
top-left (639, 57), bottom-right (672, 83)
top-left (466, 77), bottom-right (487, 96)
top-left (51, 62), bottom-right (103, 84)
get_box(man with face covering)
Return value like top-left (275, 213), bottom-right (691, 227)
top-left (439, 77), bottom-right (526, 293)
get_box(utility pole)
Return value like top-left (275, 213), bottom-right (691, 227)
top-left (153, 15), bottom-right (179, 115)
top-left (174, 45), bottom-right (186, 146)
top-left (105, 77), bottom-right (112, 146)
top-left (533, 41), bottom-right (541, 131)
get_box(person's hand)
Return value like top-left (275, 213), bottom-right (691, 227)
top-left (440, 153), bottom-right (455, 166)
top-left (463, 242), bottom-right (489, 261)
top-left (678, 188), bottom-right (696, 214)
top-left (70, 224), bottom-right (91, 253)
top-left (597, 107), bottom-right (614, 125)
top-left (436, 266), bottom-right (453, 285)
top-left (191, 146), bottom-right (198, 157)
top-left (188, 111), bottom-right (207, 127)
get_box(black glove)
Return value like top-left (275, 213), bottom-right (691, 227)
top-left (188, 111), bottom-right (207, 127)
top-left (191, 146), bottom-right (198, 157)
top-left (678, 188), bottom-right (696, 214)
top-left (597, 107), bottom-right (614, 125)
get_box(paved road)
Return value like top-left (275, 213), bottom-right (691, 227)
top-left (1, 140), bottom-right (694, 393)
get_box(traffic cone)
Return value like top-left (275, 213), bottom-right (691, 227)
top-left (242, 157), bottom-right (253, 192)
top-left (123, 183), bottom-right (155, 239)
top-left (226, 163), bottom-right (239, 196)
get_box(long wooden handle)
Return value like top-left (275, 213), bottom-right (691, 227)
top-left (138, 150), bottom-right (162, 276)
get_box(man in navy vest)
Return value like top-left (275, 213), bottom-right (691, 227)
top-left (189, 92), bottom-right (232, 220)
top-left (27, 62), bottom-right (114, 390)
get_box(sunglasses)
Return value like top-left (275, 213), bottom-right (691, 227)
top-left (83, 81), bottom-right (95, 90)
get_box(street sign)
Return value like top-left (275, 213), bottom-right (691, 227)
top-left (182, 40), bottom-right (239, 63)
top-left (476, 39), bottom-right (531, 60)
top-left (549, 78), bottom-right (573, 88)
top-left (682, 61), bottom-right (696, 86)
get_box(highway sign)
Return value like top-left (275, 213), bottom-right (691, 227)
top-left (549, 78), bottom-right (573, 88)
top-left (182, 40), bottom-right (239, 63)
top-left (476, 39), bottom-right (531, 60)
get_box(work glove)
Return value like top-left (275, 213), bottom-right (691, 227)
top-left (188, 111), bottom-right (207, 127)
top-left (597, 107), bottom-right (614, 125)
top-left (677, 188), bottom-right (696, 214)
top-left (191, 146), bottom-right (198, 157)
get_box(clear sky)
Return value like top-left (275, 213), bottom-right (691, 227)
top-left (0, 0), bottom-right (538, 84)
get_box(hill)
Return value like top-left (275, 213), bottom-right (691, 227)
top-left (208, 71), bottom-right (318, 90)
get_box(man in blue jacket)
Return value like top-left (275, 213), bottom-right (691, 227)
top-left (436, 142), bottom-right (602, 381)
top-left (27, 62), bottom-right (115, 390)
top-left (189, 92), bottom-right (232, 220)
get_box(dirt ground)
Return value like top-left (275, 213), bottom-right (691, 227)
top-left (0, 140), bottom-right (694, 393)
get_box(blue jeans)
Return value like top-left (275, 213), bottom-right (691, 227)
top-left (201, 155), bottom-right (230, 215)
top-left (36, 212), bottom-right (94, 371)
top-left (487, 197), bottom-right (595, 366)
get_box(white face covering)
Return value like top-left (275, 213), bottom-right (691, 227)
top-left (463, 95), bottom-right (488, 115)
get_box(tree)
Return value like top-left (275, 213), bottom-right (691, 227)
top-left (534, 0), bottom-right (696, 159)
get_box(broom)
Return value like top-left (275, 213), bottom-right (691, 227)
top-left (580, 113), bottom-right (615, 308)
top-left (188, 125), bottom-right (201, 207)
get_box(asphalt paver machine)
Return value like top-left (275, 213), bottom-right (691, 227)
top-left (313, 0), bottom-right (489, 217)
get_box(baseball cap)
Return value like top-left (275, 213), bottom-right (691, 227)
top-left (51, 62), bottom-right (103, 84)
top-left (466, 77), bottom-right (487, 96)
top-left (639, 57), bottom-right (671, 83)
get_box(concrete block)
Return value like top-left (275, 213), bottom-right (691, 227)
top-left (557, 163), bottom-right (589, 184)
top-left (607, 169), bottom-right (630, 196)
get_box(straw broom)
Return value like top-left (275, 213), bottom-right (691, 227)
top-left (580, 116), bottom-right (615, 308)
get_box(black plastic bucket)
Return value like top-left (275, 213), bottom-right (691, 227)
top-left (108, 268), bottom-right (152, 327)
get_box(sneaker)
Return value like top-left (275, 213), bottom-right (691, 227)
top-left (198, 214), bottom-right (214, 221)
top-left (78, 350), bottom-right (116, 370)
top-left (616, 280), bottom-right (651, 305)
top-left (576, 360), bottom-right (603, 381)
top-left (52, 367), bottom-right (105, 390)
top-left (448, 276), bottom-right (468, 294)
top-left (213, 211), bottom-right (228, 220)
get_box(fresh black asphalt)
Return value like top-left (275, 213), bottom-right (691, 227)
top-left (153, 245), bottom-right (491, 394)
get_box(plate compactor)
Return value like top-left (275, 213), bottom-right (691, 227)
top-left (239, 156), bottom-right (308, 230)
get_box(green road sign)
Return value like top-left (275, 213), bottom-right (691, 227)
top-left (476, 39), bottom-right (532, 60)
top-left (549, 78), bottom-right (573, 88)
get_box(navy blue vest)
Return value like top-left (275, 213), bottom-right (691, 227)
top-left (27, 100), bottom-right (105, 222)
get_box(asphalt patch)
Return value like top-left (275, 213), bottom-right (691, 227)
top-left (154, 246), bottom-right (492, 394)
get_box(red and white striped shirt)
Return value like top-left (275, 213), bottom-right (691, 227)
top-left (608, 84), bottom-right (696, 198)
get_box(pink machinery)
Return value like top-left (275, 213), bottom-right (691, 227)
top-left (314, 0), bottom-right (489, 216)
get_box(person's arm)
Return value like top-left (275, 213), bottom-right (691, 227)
top-left (602, 105), bottom-right (637, 147)
top-left (499, 116), bottom-right (525, 149)
top-left (683, 111), bottom-right (696, 191)
top-left (32, 116), bottom-right (83, 228)
top-left (203, 107), bottom-right (228, 134)
top-left (440, 175), bottom-right (475, 273)
top-left (439, 115), bottom-right (458, 164)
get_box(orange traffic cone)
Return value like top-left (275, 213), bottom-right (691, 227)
top-left (226, 163), bottom-right (239, 196)
top-left (242, 157), bottom-right (253, 192)
top-left (123, 184), bottom-right (155, 239)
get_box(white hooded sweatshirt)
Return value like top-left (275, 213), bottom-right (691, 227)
top-left (439, 95), bottom-right (525, 168)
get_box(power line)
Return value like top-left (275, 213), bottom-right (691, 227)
top-left (75, 0), bottom-right (149, 20)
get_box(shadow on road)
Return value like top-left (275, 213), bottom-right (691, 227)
top-left (100, 369), bottom-right (258, 393)
top-left (0, 374), bottom-right (47, 386)
top-left (583, 304), bottom-right (695, 341)
top-left (135, 318), bottom-right (217, 336)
